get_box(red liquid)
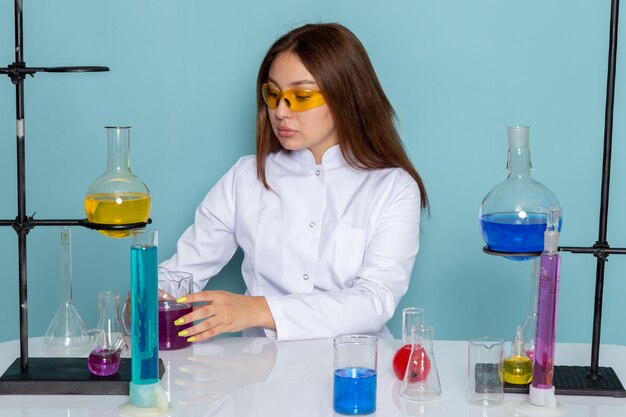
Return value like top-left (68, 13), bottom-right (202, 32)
top-left (159, 301), bottom-right (193, 350)
top-left (392, 344), bottom-right (431, 382)
top-left (88, 347), bottom-right (121, 376)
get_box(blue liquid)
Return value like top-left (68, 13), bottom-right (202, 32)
top-left (130, 245), bottom-right (159, 385)
top-left (480, 213), bottom-right (562, 261)
top-left (333, 368), bottom-right (376, 415)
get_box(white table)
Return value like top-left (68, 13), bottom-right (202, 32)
top-left (1, 337), bottom-right (625, 416)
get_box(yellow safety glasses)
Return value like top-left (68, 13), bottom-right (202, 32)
top-left (261, 83), bottom-right (326, 112)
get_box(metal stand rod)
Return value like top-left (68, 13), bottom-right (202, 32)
top-left (590, 0), bottom-right (620, 378)
top-left (1, 0), bottom-right (122, 373)
top-left (14, 0), bottom-right (29, 371)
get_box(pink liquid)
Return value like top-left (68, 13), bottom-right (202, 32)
top-left (159, 301), bottom-right (193, 350)
top-left (532, 253), bottom-right (560, 389)
top-left (88, 347), bottom-right (121, 376)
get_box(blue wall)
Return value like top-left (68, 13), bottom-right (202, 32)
top-left (1, 0), bottom-right (625, 345)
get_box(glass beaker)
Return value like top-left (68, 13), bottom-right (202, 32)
top-left (44, 227), bottom-right (91, 356)
top-left (400, 325), bottom-right (441, 401)
top-left (333, 335), bottom-right (378, 415)
top-left (478, 125), bottom-right (561, 260)
top-left (468, 337), bottom-right (504, 407)
top-left (393, 307), bottom-right (425, 380)
top-left (158, 268), bottom-right (194, 350)
top-left (84, 126), bottom-right (151, 238)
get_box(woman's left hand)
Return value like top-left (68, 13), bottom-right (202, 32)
top-left (174, 291), bottom-right (276, 342)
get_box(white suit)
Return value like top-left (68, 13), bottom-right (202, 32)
top-left (160, 145), bottom-right (421, 341)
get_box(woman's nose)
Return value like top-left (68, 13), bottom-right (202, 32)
top-left (274, 98), bottom-right (292, 119)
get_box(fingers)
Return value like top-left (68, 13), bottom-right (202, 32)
top-left (176, 290), bottom-right (225, 305)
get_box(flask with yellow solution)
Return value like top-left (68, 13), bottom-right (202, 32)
top-left (85, 127), bottom-right (150, 238)
top-left (503, 326), bottom-right (533, 385)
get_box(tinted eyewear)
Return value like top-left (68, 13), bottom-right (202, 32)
top-left (261, 83), bottom-right (326, 112)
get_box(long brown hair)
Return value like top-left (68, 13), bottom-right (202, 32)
top-left (256, 23), bottom-right (428, 209)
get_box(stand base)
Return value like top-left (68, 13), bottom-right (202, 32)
top-left (0, 357), bottom-right (165, 395)
top-left (505, 365), bottom-right (626, 397)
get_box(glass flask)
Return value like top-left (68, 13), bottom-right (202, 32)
top-left (393, 307), bottom-right (425, 380)
top-left (479, 125), bottom-right (561, 260)
top-left (503, 326), bottom-right (533, 385)
top-left (400, 325), bottom-right (441, 401)
top-left (84, 126), bottom-right (151, 238)
top-left (44, 227), bottom-right (91, 356)
top-left (94, 291), bottom-right (129, 356)
top-left (87, 327), bottom-right (122, 377)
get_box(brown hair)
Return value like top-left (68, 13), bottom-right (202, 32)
top-left (256, 23), bottom-right (428, 209)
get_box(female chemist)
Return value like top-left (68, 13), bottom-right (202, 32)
top-left (159, 22), bottom-right (428, 342)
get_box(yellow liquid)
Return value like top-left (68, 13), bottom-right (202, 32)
top-left (84, 192), bottom-right (151, 238)
top-left (503, 355), bottom-right (533, 385)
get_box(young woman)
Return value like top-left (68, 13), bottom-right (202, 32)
top-left (160, 23), bottom-right (428, 342)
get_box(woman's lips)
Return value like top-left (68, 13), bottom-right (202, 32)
top-left (277, 126), bottom-right (296, 138)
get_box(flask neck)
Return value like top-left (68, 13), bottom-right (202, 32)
top-left (98, 292), bottom-right (121, 322)
top-left (106, 127), bottom-right (132, 174)
top-left (507, 147), bottom-right (532, 179)
top-left (60, 227), bottom-right (73, 306)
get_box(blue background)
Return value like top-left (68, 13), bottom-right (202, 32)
top-left (0, 0), bottom-right (625, 346)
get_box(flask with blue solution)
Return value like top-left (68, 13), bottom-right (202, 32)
top-left (479, 126), bottom-right (562, 260)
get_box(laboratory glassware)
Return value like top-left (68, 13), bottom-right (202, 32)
top-left (479, 125), bottom-right (561, 260)
top-left (94, 291), bottom-right (128, 356)
top-left (517, 258), bottom-right (540, 363)
top-left (467, 337), bottom-right (504, 407)
top-left (333, 335), bottom-right (378, 415)
top-left (503, 326), bottom-right (533, 385)
top-left (530, 208), bottom-right (561, 407)
top-left (43, 227), bottom-right (91, 356)
top-left (84, 126), bottom-right (151, 238)
top-left (87, 327), bottom-right (122, 377)
top-left (158, 269), bottom-right (194, 350)
top-left (392, 307), bottom-right (425, 380)
top-left (128, 228), bottom-right (161, 408)
top-left (400, 325), bottom-right (440, 401)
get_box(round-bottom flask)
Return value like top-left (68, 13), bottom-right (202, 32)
top-left (479, 126), bottom-right (561, 260)
top-left (84, 126), bottom-right (150, 238)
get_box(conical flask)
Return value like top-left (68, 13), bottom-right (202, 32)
top-left (479, 125), bottom-right (561, 260)
top-left (400, 325), bottom-right (441, 401)
top-left (44, 227), bottom-right (91, 356)
top-left (84, 126), bottom-right (151, 238)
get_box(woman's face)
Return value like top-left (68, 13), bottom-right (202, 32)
top-left (266, 52), bottom-right (338, 164)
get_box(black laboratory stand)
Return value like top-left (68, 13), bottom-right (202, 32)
top-left (0, 0), bottom-right (152, 394)
top-left (484, 0), bottom-right (626, 397)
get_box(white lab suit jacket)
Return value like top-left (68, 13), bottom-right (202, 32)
top-left (160, 145), bottom-right (421, 341)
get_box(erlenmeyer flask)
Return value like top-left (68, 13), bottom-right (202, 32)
top-left (479, 125), bottom-right (561, 260)
top-left (84, 126), bottom-right (151, 238)
top-left (393, 307), bottom-right (424, 380)
top-left (44, 227), bottom-right (91, 356)
top-left (95, 291), bottom-right (129, 357)
top-left (400, 325), bottom-right (441, 401)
